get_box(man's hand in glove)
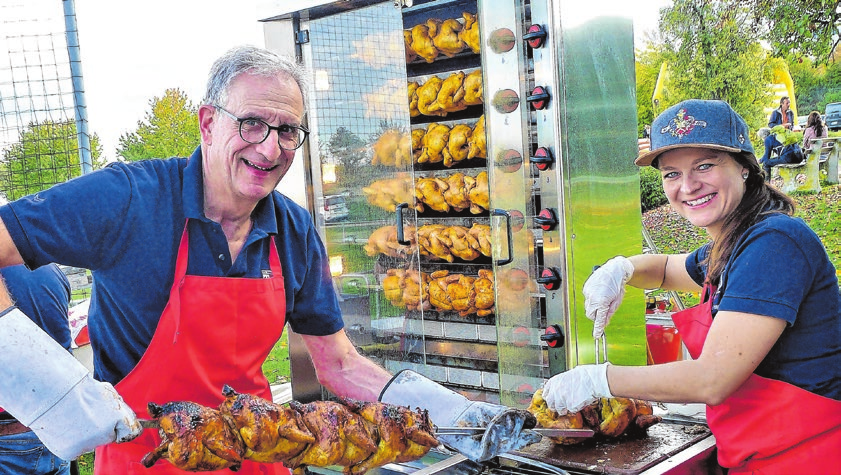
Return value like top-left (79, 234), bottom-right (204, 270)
top-left (0, 307), bottom-right (141, 460)
top-left (541, 364), bottom-right (612, 415)
top-left (380, 370), bottom-right (541, 462)
top-left (583, 256), bottom-right (634, 338)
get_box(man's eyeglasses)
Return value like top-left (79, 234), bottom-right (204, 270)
top-left (214, 105), bottom-right (309, 151)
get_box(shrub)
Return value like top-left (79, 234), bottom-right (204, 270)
top-left (640, 167), bottom-right (668, 211)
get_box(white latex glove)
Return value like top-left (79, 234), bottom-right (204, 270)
top-left (583, 256), bottom-right (634, 338)
top-left (541, 364), bottom-right (612, 415)
top-left (380, 370), bottom-right (541, 462)
top-left (0, 307), bottom-right (141, 460)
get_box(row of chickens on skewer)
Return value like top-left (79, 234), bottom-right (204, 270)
top-left (363, 170), bottom-right (488, 215)
top-left (409, 69), bottom-right (483, 117)
top-left (141, 385), bottom-right (440, 474)
top-left (528, 390), bottom-right (662, 445)
top-left (383, 268), bottom-right (495, 317)
top-left (364, 223), bottom-right (491, 263)
top-left (404, 12), bottom-right (481, 64)
top-left (372, 116), bottom-right (486, 169)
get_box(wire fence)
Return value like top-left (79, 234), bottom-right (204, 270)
top-left (0, 0), bottom-right (92, 301)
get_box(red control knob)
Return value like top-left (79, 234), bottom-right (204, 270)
top-left (524, 24), bottom-right (547, 49)
top-left (530, 146), bottom-right (554, 171)
top-left (535, 208), bottom-right (558, 231)
top-left (527, 86), bottom-right (550, 110)
top-left (540, 324), bottom-right (565, 348)
top-left (538, 267), bottom-right (562, 291)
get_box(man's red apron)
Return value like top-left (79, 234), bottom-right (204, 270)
top-left (95, 224), bottom-right (292, 474)
top-left (671, 284), bottom-right (841, 474)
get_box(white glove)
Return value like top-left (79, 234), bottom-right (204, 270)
top-left (583, 256), bottom-right (634, 338)
top-left (0, 307), bottom-right (141, 460)
top-left (380, 370), bottom-right (541, 462)
top-left (541, 364), bottom-right (612, 415)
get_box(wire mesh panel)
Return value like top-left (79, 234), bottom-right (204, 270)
top-left (0, 0), bottom-right (88, 201)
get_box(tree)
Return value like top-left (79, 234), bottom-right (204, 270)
top-left (116, 88), bottom-right (199, 162)
top-left (0, 119), bottom-right (103, 200)
top-left (656, 0), bottom-right (775, 130)
top-left (324, 126), bottom-right (368, 188)
top-left (635, 48), bottom-right (666, 136)
top-left (745, 0), bottom-right (841, 64)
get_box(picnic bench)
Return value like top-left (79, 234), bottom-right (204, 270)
top-left (772, 137), bottom-right (840, 193)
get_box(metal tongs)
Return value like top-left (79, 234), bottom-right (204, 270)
top-left (595, 334), bottom-right (608, 364)
top-left (435, 426), bottom-right (594, 439)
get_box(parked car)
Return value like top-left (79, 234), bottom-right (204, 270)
top-left (319, 194), bottom-right (349, 222)
top-left (825, 102), bottom-right (841, 131)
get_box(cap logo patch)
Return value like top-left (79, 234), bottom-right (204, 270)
top-left (738, 133), bottom-right (745, 144)
top-left (660, 108), bottom-right (707, 139)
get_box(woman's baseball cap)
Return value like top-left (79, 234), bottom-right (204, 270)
top-left (636, 99), bottom-right (755, 167)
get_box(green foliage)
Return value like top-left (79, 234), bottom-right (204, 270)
top-left (770, 125), bottom-right (801, 145)
top-left (116, 88), bottom-right (199, 161)
top-left (744, 0), bottom-right (841, 65)
top-left (635, 49), bottom-right (665, 136)
top-left (656, 0), bottom-right (774, 131)
top-left (325, 126), bottom-right (368, 189)
top-left (0, 119), bottom-right (104, 200)
top-left (639, 166), bottom-right (668, 211)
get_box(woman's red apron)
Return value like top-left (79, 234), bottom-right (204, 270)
top-left (95, 224), bottom-right (292, 474)
top-left (670, 284), bottom-right (841, 474)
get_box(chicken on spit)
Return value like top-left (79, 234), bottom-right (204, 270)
top-left (403, 29), bottom-right (417, 63)
top-left (444, 124), bottom-right (473, 167)
top-left (436, 71), bottom-right (467, 114)
top-left (408, 81), bottom-right (420, 117)
top-left (462, 69), bottom-right (483, 106)
top-left (459, 12), bottom-right (481, 54)
top-left (417, 122), bottom-right (450, 164)
top-left (141, 400), bottom-right (246, 471)
top-left (467, 115), bottom-right (487, 159)
top-left (409, 23), bottom-right (438, 63)
top-left (430, 18), bottom-right (466, 58)
top-left (416, 76), bottom-right (446, 117)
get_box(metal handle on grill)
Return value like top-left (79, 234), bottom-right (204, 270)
top-left (395, 202), bottom-right (410, 245)
top-left (493, 208), bottom-right (514, 266)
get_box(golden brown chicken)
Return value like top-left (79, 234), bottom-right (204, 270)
top-left (436, 72), bottom-right (467, 114)
top-left (442, 172), bottom-right (472, 212)
top-left (462, 69), bottom-right (483, 106)
top-left (428, 270), bottom-right (457, 311)
top-left (468, 115), bottom-right (487, 159)
top-left (448, 274), bottom-right (477, 316)
top-left (417, 76), bottom-right (446, 117)
top-left (460, 12), bottom-right (481, 54)
top-left (410, 23), bottom-right (439, 63)
top-left (468, 223), bottom-right (492, 257)
top-left (468, 171), bottom-right (490, 211)
top-left (408, 81), bottom-right (420, 117)
top-left (411, 128), bottom-right (426, 163)
top-left (417, 224), bottom-right (454, 262)
top-left (219, 385), bottom-right (315, 464)
top-left (402, 269), bottom-right (431, 311)
top-left (364, 226), bottom-right (417, 258)
top-left (528, 389), bottom-right (590, 445)
top-left (338, 399), bottom-right (439, 475)
top-left (443, 225), bottom-right (481, 261)
top-left (403, 29), bottom-right (417, 63)
top-left (528, 390), bottom-right (662, 445)
top-left (473, 269), bottom-right (495, 316)
top-left (431, 17), bottom-right (465, 57)
top-left (284, 400), bottom-right (379, 473)
top-left (141, 400), bottom-right (246, 471)
top-left (415, 177), bottom-right (450, 213)
top-left (443, 124), bottom-right (472, 167)
top-left (417, 122), bottom-right (450, 164)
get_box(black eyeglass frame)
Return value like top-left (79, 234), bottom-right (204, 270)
top-left (214, 105), bottom-right (309, 151)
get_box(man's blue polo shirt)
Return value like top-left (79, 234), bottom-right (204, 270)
top-left (0, 147), bottom-right (343, 385)
top-left (1, 264), bottom-right (71, 351)
top-left (685, 213), bottom-right (841, 400)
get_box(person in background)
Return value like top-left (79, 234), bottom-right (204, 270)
top-left (0, 46), bottom-right (536, 474)
top-left (801, 110), bottom-right (828, 150)
top-left (642, 124), bottom-right (651, 139)
top-left (541, 99), bottom-right (840, 473)
top-left (756, 126), bottom-right (804, 182)
top-left (767, 95), bottom-right (794, 130)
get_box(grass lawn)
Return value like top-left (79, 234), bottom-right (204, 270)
top-left (643, 183), bottom-right (841, 305)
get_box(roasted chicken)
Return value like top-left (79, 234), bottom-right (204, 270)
top-left (442, 172), bottom-right (472, 212)
top-left (417, 122), bottom-right (450, 164)
top-left (381, 267), bottom-right (494, 316)
top-left (372, 130), bottom-right (411, 168)
top-left (468, 171), bottom-right (490, 211)
top-left (146, 388), bottom-right (440, 474)
top-left (408, 81), bottom-right (420, 117)
top-left (460, 12), bottom-right (481, 54)
top-left (410, 23), bottom-right (438, 63)
top-left (403, 29), bottom-right (417, 63)
top-left (473, 269), bottom-right (495, 316)
top-left (463, 69), bottom-right (483, 106)
top-left (141, 401), bottom-right (246, 471)
top-left (444, 124), bottom-right (472, 166)
top-left (430, 18), bottom-right (465, 57)
top-left (415, 177), bottom-right (451, 213)
top-left (468, 115), bottom-right (487, 159)
top-left (436, 71), bottom-right (467, 114)
top-left (528, 389), bottom-right (662, 445)
top-left (363, 176), bottom-right (414, 212)
top-left (417, 76), bottom-right (446, 117)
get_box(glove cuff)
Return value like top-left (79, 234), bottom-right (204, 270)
top-left (379, 369), bottom-right (471, 426)
top-left (612, 256), bottom-right (635, 283)
top-left (589, 363), bottom-right (613, 399)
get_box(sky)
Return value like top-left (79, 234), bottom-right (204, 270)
top-left (71, 0), bottom-right (668, 162)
